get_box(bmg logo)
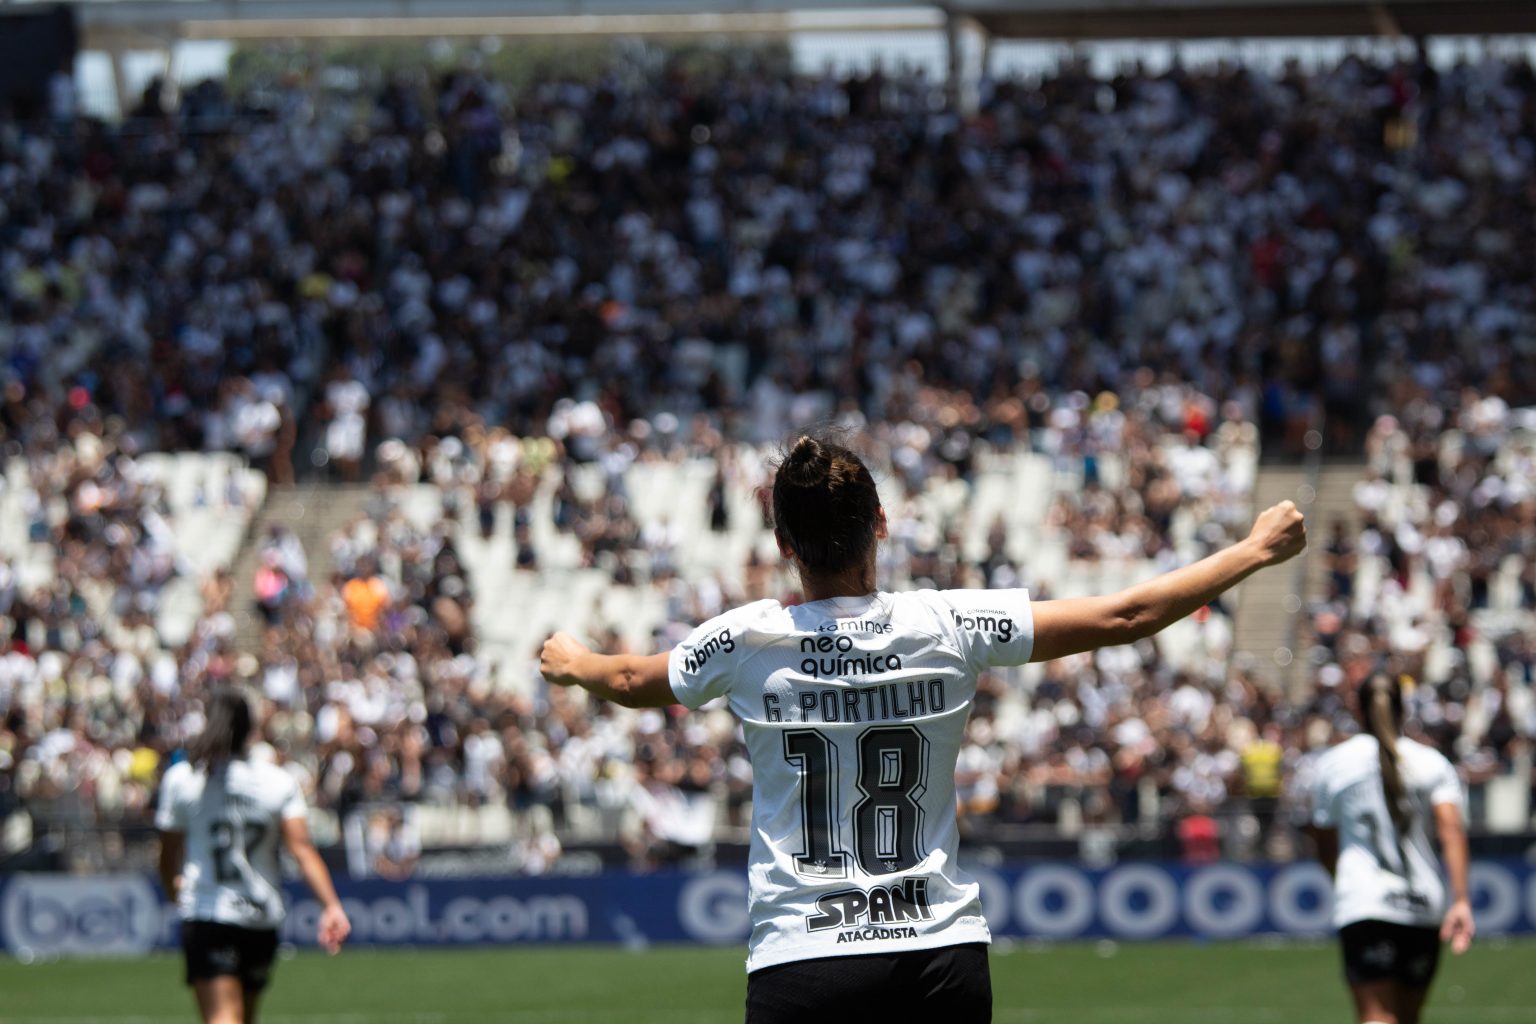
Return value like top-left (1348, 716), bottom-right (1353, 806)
top-left (1, 875), bottom-right (163, 957)
top-left (952, 611), bottom-right (1016, 642)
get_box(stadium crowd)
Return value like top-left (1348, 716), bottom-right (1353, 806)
top-left (2, 50), bottom-right (1534, 870)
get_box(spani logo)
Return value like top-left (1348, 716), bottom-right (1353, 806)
top-left (1, 875), bottom-right (163, 958)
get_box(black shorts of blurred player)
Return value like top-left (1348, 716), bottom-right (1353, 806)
top-left (1340, 920), bottom-right (1442, 1024)
top-left (745, 942), bottom-right (990, 1024)
top-left (183, 921), bottom-right (280, 1024)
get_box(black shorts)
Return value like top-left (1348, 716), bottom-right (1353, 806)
top-left (1340, 920), bottom-right (1441, 989)
top-left (745, 942), bottom-right (990, 1024)
top-left (182, 920), bottom-right (280, 992)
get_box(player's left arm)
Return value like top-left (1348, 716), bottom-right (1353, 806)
top-left (1029, 501), bottom-right (1305, 662)
top-left (281, 813), bottom-right (351, 955)
top-left (539, 632), bottom-right (676, 708)
top-left (1434, 800), bottom-right (1474, 954)
top-left (157, 830), bottom-right (185, 902)
top-left (1303, 762), bottom-right (1339, 877)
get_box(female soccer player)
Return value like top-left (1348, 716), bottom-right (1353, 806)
top-left (540, 435), bottom-right (1306, 1022)
top-left (157, 690), bottom-right (351, 1024)
top-left (1309, 673), bottom-right (1474, 1024)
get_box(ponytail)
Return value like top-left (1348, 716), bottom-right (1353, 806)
top-left (187, 689), bottom-right (254, 771)
top-left (1365, 674), bottom-right (1411, 837)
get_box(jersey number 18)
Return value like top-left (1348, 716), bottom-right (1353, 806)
top-left (784, 725), bottom-right (930, 878)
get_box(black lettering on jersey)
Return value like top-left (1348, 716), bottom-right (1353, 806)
top-left (807, 878), bottom-right (932, 932)
top-left (763, 694), bottom-right (782, 722)
top-left (843, 690), bottom-right (861, 722)
top-left (222, 793), bottom-right (261, 814)
top-left (682, 629), bottom-right (736, 674)
top-left (821, 691), bottom-right (842, 722)
top-left (1386, 889), bottom-right (1432, 913)
top-left (802, 635), bottom-right (855, 654)
top-left (952, 610), bottom-right (1016, 642)
top-left (906, 681), bottom-right (928, 717)
top-left (798, 652), bottom-right (904, 680)
top-left (817, 620), bottom-right (894, 635)
top-left (793, 681), bottom-right (948, 723)
top-left (835, 926), bottom-right (919, 943)
top-left (799, 692), bottom-right (820, 721)
top-left (862, 688), bottom-right (879, 719)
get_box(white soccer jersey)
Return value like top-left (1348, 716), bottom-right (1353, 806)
top-left (668, 588), bottom-right (1034, 972)
top-left (155, 758), bottom-right (308, 930)
top-left (1311, 733), bottom-right (1465, 930)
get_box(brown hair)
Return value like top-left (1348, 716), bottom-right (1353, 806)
top-left (1360, 673), bottom-right (1411, 836)
top-left (187, 688), bottom-right (254, 770)
top-left (772, 435), bottom-right (881, 576)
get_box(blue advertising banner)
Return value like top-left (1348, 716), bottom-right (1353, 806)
top-left (4, 860), bottom-right (1533, 957)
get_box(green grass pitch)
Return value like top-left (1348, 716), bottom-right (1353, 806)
top-left (2, 939), bottom-right (1532, 1023)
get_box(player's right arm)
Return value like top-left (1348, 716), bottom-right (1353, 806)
top-left (281, 805), bottom-right (351, 954)
top-left (1303, 752), bottom-right (1339, 877)
top-left (1306, 825), bottom-right (1340, 878)
top-left (539, 632), bottom-right (676, 708)
top-left (1029, 501), bottom-right (1306, 662)
top-left (157, 829), bottom-right (185, 902)
top-left (154, 762), bottom-right (188, 903)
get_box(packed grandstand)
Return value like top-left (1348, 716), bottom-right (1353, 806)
top-left (1, 48), bottom-right (1533, 877)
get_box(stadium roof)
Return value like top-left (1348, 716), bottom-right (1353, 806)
top-left (42, 0), bottom-right (1536, 46)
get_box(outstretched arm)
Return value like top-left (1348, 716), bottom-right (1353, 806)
top-left (1030, 501), bottom-right (1306, 663)
top-left (540, 633), bottom-right (676, 708)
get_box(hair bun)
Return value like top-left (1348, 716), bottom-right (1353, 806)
top-left (783, 435), bottom-right (831, 486)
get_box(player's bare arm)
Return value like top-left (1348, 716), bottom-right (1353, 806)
top-left (1305, 825), bottom-right (1340, 878)
top-left (1434, 801), bottom-right (1475, 954)
top-left (1029, 500), bottom-right (1306, 662)
top-left (157, 829), bottom-right (185, 902)
top-left (539, 632), bottom-right (675, 708)
top-left (281, 815), bottom-right (352, 955)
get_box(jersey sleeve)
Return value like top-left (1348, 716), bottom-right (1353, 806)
top-left (280, 771), bottom-right (309, 821)
top-left (1309, 762), bottom-right (1338, 828)
top-left (1427, 753), bottom-right (1466, 815)
top-left (667, 610), bottom-right (749, 710)
top-left (940, 589), bottom-right (1035, 669)
top-left (154, 763), bottom-right (188, 832)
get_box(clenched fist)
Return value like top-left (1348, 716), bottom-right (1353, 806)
top-left (540, 631), bottom-right (592, 687)
top-left (1246, 500), bottom-right (1307, 567)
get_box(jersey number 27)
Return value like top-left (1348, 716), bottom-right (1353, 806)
top-left (210, 818), bottom-right (268, 883)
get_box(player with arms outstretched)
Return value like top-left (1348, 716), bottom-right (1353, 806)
top-left (1308, 674), bottom-right (1474, 1024)
top-left (157, 690), bottom-right (351, 1024)
top-left (541, 435), bottom-right (1306, 1022)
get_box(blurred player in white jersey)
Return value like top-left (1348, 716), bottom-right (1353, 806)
top-left (1309, 674), bottom-right (1474, 1024)
top-left (541, 434), bottom-right (1305, 1022)
top-left (157, 690), bottom-right (351, 1024)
